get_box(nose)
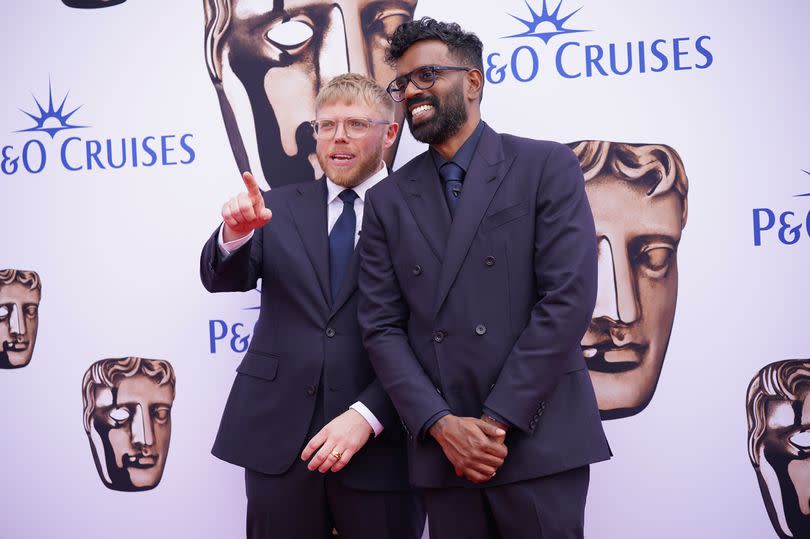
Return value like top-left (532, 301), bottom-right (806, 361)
top-left (333, 120), bottom-right (349, 142)
top-left (402, 78), bottom-right (423, 102)
top-left (131, 404), bottom-right (155, 447)
top-left (593, 237), bottom-right (639, 324)
top-left (8, 304), bottom-right (25, 336)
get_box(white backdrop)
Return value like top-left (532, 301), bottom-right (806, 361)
top-left (1, 1), bottom-right (809, 538)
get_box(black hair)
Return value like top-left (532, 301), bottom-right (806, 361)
top-left (386, 17), bottom-right (484, 74)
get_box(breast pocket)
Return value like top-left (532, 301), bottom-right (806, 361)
top-left (483, 201), bottom-right (530, 232)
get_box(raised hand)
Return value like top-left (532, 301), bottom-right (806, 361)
top-left (429, 415), bottom-right (508, 484)
top-left (301, 409), bottom-right (374, 473)
top-left (221, 171), bottom-right (272, 242)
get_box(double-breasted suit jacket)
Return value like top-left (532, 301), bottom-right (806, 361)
top-left (358, 123), bottom-right (611, 488)
top-left (200, 180), bottom-right (409, 491)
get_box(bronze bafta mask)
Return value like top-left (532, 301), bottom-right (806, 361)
top-left (568, 141), bottom-right (688, 419)
top-left (82, 357), bottom-right (176, 492)
top-left (0, 270), bottom-right (41, 369)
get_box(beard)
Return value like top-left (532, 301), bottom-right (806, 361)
top-left (316, 141), bottom-right (384, 189)
top-left (406, 80), bottom-right (468, 145)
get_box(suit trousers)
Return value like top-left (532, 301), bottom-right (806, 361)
top-left (423, 465), bottom-right (590, 539)
top-left (244, 388), bottom-right (424, 539)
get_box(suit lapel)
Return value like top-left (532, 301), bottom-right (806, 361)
top-left (290, 180), bottom-right (331, 308)
top-left (434, 126), bottom-right (512, 316)
top-left (396, 153), bottom-right (451, 262)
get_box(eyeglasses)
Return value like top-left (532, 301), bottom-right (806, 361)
top-left (309, 117), bottom-right (390, 139)
top-left (386, 65), bottom-right (471, 102)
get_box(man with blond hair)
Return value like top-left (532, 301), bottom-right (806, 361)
top-left (201, 73), bottom-right (424, 539)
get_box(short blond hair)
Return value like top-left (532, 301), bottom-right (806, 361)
top-left (315, 73), bottom-right (395, 120)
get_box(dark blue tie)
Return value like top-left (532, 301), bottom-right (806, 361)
top-left (440, 161), bottom-right (465, 218)
top-left (329, 189), bottom-right (358, 301)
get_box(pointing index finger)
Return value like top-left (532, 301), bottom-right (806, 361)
top-left (242, 171), bottom-right (261, 197)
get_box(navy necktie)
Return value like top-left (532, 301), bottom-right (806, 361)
top-left (329, 189), bottom-right (358, 301)
top-left (440, 161), bottom-right (465, 218)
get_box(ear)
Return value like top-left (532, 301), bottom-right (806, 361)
top-left (203, 0), bottom-right (231, 82)
top-left (383, 122), bottom-right (400, 149)
top-left (465, 69), bottom-right (484, 101)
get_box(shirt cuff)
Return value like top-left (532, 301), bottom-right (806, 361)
top-left (482, 407), bottom-right (513, 428)
top-left (350, 402), bottom-right (384, 437)
top-left (217, 224), bottom-right (253, 258)
top-left (420, 409), bottom-right (451, 440)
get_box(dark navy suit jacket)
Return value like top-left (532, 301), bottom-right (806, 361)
top-left (200, 180), bottom-right (409, 491)
top-left (358, 123), bottom-right (610, 488)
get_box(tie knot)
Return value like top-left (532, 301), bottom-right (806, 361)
top-left (339, 189), bottom-right (358, 204)
top-left (440, 162), bottom-right (465, 183)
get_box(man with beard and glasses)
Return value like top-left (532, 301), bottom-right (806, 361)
top-left (0, 269), bottom-right (41, 370)
top-left (357, 18), bottom-right (610, 539)
top-left (200, 73), bottom-right (424, 539)
top-left (203, 0), bottom-right (418, 190)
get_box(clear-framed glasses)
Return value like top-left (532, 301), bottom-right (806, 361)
top-left (386, 65), bottom-right (471, 102)
top-left (309, 117), bottom-right (390, 139)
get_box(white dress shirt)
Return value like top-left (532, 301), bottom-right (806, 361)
top-left (217, 164), bottom-right (389, 436)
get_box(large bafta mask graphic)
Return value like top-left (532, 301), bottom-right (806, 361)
top-left (568, 141), bottom-right (688, 420)
top-left (82, 357), bottom-right (176, 492)
top-left (0, 270), bottom-right (41, 370)
top-left (747, 360), bottom-right (810, 539)
top-left (203, 0), bottom-right (417, 189)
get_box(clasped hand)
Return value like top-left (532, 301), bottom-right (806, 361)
top-left (429, 414), bottom-right (508, 484)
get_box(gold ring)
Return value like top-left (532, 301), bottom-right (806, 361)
top-left (330, 449), bottom-right (342, 460)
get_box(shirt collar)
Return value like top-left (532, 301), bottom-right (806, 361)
top-left (325, 162), bottom-right (388, 205)
top-left (430, 120), bottom-right (485, 174)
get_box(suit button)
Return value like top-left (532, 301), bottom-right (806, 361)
top-left (433, 331), bottom-right (445, 343)
top-left (306, 385), bottom-right (317, 396)
top-left (326, 327), bottom-right (336, 338)
top-left (412, 264), bottom-right (422, 276)
top-left (475, 324), bottom-right (487, 336)
top-left (484, 256), bottom-right (496, 266)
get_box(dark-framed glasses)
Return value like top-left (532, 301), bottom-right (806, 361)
top-left (310, 117), bottom-right (390, 139)
top-left (386, 65), bottom-right (471, 102)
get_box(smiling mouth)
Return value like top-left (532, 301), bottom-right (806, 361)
top-left (583, 342), bottom-right (647, 373)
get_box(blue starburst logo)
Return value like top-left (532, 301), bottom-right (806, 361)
top-left (504, 0), bottom-right (590, 44)
top-left (16, 81), bottom-right (87, 138)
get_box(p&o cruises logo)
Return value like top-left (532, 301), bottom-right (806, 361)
top-left (2, 81), bottom-right (196, 175)
top-left (486, 0), bottom-right (714, 84)
top-left (753, 169), bottom-right (810, 246)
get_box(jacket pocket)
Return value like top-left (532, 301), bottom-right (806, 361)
top-left (483, 201), bottom-right (530, 232)
top-left (236, 351), bottom-right (279, 381)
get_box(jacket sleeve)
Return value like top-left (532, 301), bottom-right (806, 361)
top-left (483, 143), bottom-right (598, 434)
top-left (358, 190), bottom-right (451, 436)
top-left (199, 219), bottom-right (264, 293)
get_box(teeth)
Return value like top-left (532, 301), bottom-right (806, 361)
top-left (412, 104), bottom-right (433, 116)
top-left (583, 347), bottom-right (597, 358)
